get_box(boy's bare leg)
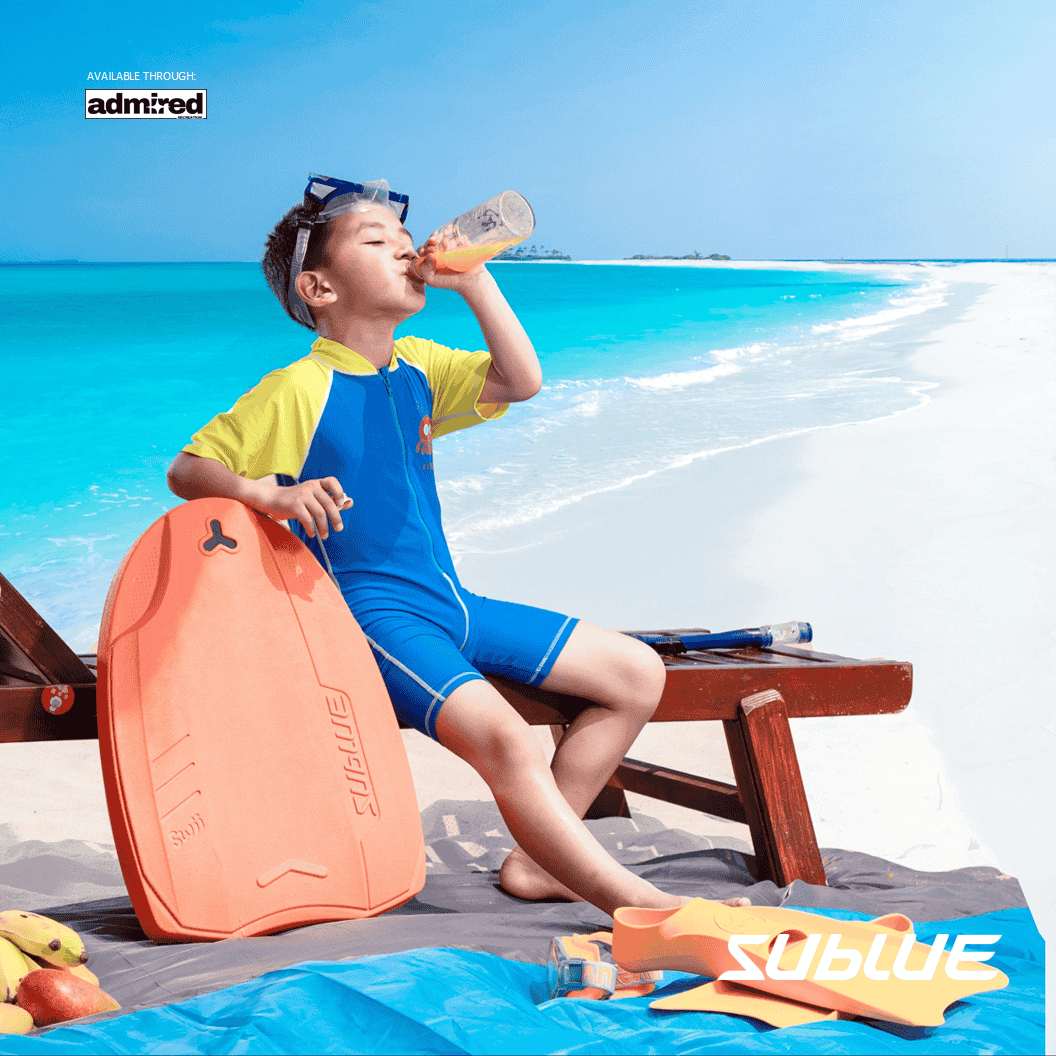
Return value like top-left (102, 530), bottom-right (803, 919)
top-left (497, 622), bottom-right (667, 900)
top-left (435, 677), bottom-right (687, 917)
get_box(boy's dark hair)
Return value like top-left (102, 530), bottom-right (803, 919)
top-left (261, 201), bottom-right (333, 330)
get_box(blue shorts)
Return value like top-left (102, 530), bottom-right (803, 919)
top-left (358, 593), bottom-right (579, 740)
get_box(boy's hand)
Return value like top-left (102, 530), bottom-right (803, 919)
top-left (412, 235), bottom-right (542, 403)
top-left (251, 476), bottom-right (352, 540)
top-left (413, 234), bottom-right (489, 292)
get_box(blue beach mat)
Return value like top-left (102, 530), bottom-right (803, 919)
top-left (0, 907), bottom-right (1042, 1055)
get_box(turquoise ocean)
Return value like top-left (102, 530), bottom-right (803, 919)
top-left (0, 261), bottom-right (946, 649)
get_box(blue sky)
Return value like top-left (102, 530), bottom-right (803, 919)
top-left (4, 0), bottom-right (1053, 260)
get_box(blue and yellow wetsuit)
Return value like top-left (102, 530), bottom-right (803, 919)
top-left (184, 336), bottom-right (578, 738)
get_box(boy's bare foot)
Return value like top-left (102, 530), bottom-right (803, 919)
top-left (499, 847), bottom-right (585, 902)
top-left (668, 895), bottom-right (753, 908)
top-left (498, 848), bottom-right (751, 909)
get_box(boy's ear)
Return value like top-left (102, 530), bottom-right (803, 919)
top-left (296, 269), bottom-right (338, 310)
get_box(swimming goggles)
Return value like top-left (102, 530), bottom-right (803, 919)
top-left (546, 933), bottom-right (663, 1001)
top-left (287, 175), bottom-right (411, 328)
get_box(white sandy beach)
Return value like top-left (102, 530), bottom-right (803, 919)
top-left (1, 260), bottom-right (1052, 1019)
top-left (454, 259), bottom-right (1055, 1027)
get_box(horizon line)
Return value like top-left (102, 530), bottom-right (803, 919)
top-left (3, 257), bottom-right (1054, 266)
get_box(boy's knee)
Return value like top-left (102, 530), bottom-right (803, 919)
top-left (437, 689), bottom-right (548, 785)
top-left (476, 720), bottom-right (551, 792)
top-left (617, 639), bottom-right (666, 718)
top-left (542, 624), bottom-right (666, 718)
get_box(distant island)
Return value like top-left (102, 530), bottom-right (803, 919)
top-left (625, 252), bottom-right (731, 260)
top-left (493, 244), bottom-right (571, 261)
top-left (0, 259), bottom-right (86, 266)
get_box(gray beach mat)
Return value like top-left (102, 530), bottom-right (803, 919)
top-left (0, 801), bottom-right (1029, 1019)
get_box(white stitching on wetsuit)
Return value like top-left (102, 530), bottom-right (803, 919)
top-left (365, 635), bottom-right (482, 728)
top-left (424, 672), bottom-right (482, 734)
top-left (441, 571), bottom-right (472, 650)
top-left (365, 635), bottom-right (444, 700)
top-left (529, 616), bottom-right (574, 685)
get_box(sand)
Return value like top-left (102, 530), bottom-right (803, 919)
top-left (454, 259), bottom-right (1055, 1031)
top-left (1, 260), bottom-right (1051, 1028)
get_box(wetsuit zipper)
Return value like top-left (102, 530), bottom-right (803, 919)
top-left (378, 366), bottom-right (470, 648)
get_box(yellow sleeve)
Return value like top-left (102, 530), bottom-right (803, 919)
top-left (181, 357), bottom-right (332, 479)
top-left (395, 336), bottom-right (509, 440)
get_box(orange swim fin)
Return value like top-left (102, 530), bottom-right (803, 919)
top-left (612, 899), bottom-right (1008, 1026)
top-left (652, 979), bottom-right (840, 1027)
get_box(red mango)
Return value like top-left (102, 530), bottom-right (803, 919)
top-left (16, 969), bottom-right (120, 1027)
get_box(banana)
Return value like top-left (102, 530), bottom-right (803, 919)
top-left (25, 952), bottom-right (101, 989)
top-left (0, 1002), bottom-right (34, 1035)
top-left (0, 911), bottom-right (87, 968)
top-left (69, 963), bottom-right (101, 988)
top-left (0, 936), bottom-right (35, 1002)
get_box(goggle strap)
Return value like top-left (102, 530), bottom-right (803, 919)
top-left (287, 224), bottom-right (315, 329)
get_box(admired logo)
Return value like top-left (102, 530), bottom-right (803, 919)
top-left (85, 89), bottom-right (206, 119)
top-left (325, 689), bottom-right (378, 818)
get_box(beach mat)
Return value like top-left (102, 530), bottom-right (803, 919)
top-left (0, 800), bottom-right (1033, 1027)
top-left (0, 910), bottom-right (1043, 1054)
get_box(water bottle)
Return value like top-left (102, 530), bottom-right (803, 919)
top-left (417, 191), bottom-right (535, 274)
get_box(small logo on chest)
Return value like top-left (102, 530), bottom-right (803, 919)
top-left (416, 415), bottom-right (433, 456)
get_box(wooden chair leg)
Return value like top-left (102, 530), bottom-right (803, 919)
top-left (583, 784), bottom-right (633, 820)
top-left (723, 689), bottom-right (827, 887)
top-left (549, 724), bottom-right (631, 820)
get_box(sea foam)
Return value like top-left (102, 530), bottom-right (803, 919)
top-left (0, 261), bottom-right (939, 641)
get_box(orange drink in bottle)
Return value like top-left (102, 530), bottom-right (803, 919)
top-left (418, 191), bottom-right (534, 275)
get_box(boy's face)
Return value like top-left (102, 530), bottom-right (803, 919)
top-left (312, 206), bottom-right (426, 321)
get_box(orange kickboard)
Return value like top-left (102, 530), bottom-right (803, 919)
top-left (96, 498), bottom-right (426, 942)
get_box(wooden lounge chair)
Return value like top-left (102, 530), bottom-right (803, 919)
top-left (0, 570), bottom-right (912, 888)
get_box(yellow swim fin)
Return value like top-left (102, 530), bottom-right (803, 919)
top-left (613, 899), bottom-right (1008, 1027)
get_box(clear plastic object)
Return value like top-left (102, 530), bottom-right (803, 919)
top-left (758, 621), bottom-right (812, 646)
top-left (626, 622), bottom-right (813, 653)
top-left (419, 190), bottom-right (535, 273)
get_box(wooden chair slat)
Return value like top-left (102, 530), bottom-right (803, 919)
top-left (0, 683), bottom-right (99, 742)
top-left (609, 757), bottom-right (746, 823)
top-left (0, 573), bottom-right (94, 684)
top-left (0, 660), bottom-right (47, 686)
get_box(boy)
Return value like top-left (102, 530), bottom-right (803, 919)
top-left (167, 176), bottom-right (746, 917)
